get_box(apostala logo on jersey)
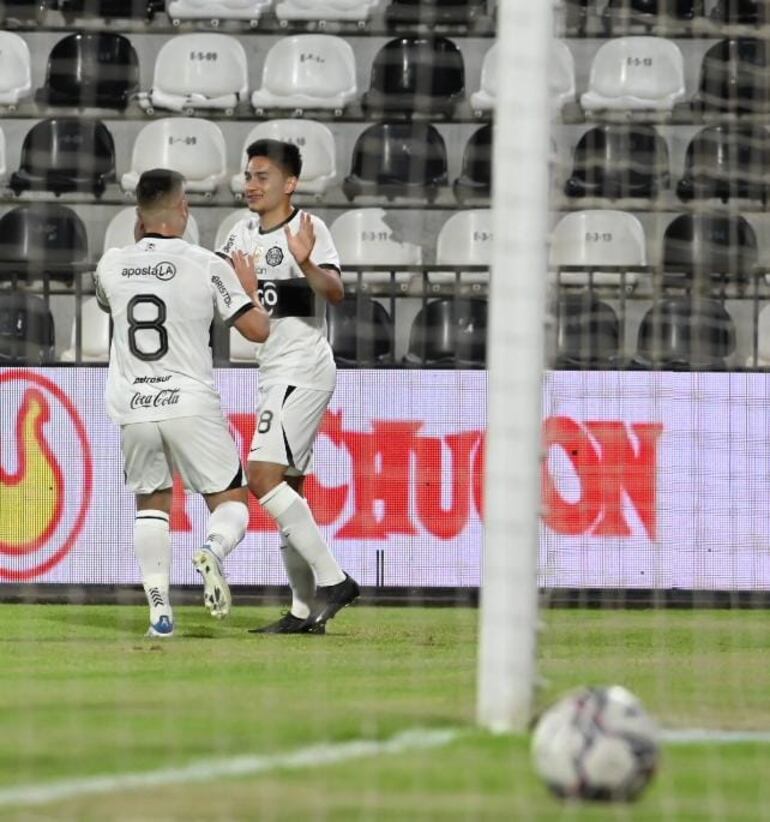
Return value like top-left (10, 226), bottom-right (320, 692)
top-left (266, 247), bottom-right (284, 266)
top-left (121, 262), bottom-right (177, 281)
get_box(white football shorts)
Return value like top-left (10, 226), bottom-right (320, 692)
top-left (121, 415), bottom-right (245, 495)
top-left (248, 383), bottom-right (333, 476)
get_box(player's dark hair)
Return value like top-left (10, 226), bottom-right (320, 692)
top-left (246, 139), bottom-right (303, 178)
top-left (136, 169), bottom-right (186, 210)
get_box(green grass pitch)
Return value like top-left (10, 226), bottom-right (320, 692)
top-left (2, 604), bottom-right (770, 820)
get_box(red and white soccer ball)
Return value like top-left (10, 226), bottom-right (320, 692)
top-left (531, 685), bottom-right (660, 802)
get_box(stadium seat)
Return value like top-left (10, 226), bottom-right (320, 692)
top-left (554, 294), bottom-right (620, 369)
top-left (384, 0), bottom-right (487, 26)
top-left (0, 204), bottom-right (88, 284)
top-left (251, 35), bottom-right (357, 113)
top-left (0, 293), bottom-right (55, 364)
top-left (711, 0), bottom-right (768, 24)
top-left (677, 124), bottom-right (770, 204)
top-left (751, 303), bottom-right (770, 366)
top-left (662, 213), bottom-right (758, 287)
top-left (138, 34), bottom-right (248, 114)
top-left (330, 208), bottom-right (422, 288)
top-left (35, 33), bottom-right (140, 110)
top-left (60, 297), bottom-right (110, 363)
top-left (360, 37), bottom-right (466, 118)
top-left (121, 118), bottom-right (227, 195)
top-left (635, 297), bottom-right (736, 370)
top-left (326, 297), bottom-right (394, 366)
top-left (601, 0), bottom-right (698, 29)
top-left (9, 118), bottom-right (116, 197)
top-left (404, 297), bottom-right (487, 368)
top-left (581, 37), bottom-right (686, 112)
top-left (453, 124), bottom-right (492, 205)
top-left (0, 32), bottom-right (32, 107)
top-left (697, 39), bottom-right (770, 114)
top-left (470, 42), bottom-right (496, 114)
top-left (103, 207), bottom-right (200, 252)
top-left (166, 0), bottom-right (271, 23)
top-left (433, 208), bottom-right (491, 286)
top-left (564, 124), bottom-right (670, 199)
top-left (551, 40), bottom-right (576, 111)
top-left (56, 0), bottom-right (163, 19)
top-left (214, 209), bottom-right (251, 250)
top-left (342, 122), bottom-right (448, 203)
top-left (230, 120), bottom-right (336, 196)
top-left (275, 0), bottom-right (379, 22)
top-left (549, 210), bottom-right (646, 288)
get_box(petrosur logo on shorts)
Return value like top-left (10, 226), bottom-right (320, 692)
top-left (121, 262), bottom-right (176, 281)
top-left (0, 370), bottom-right (93, 580)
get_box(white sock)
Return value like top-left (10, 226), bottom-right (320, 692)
top-left (204, 500), bottom-right (249, 563)
top-left (280, 536), bottom-right (315, 620)
top-left (259, 482), bottom-right (345, 587)
top-left (134, 510), bottom-right (171, 624)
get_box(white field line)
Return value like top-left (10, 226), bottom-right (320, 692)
top-left (0, 728), bottom-right (460, 809)
top-left (662, 729), bottom-right (770, 744)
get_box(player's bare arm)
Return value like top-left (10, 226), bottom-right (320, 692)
top-left (230, 250), bottom-right (271, 343)
top-left (285, 213), bottom-right (344, 305)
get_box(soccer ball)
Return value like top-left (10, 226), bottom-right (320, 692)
top-left (531, 685), bottom-right (660, 802)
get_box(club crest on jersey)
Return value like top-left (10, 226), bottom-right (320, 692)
top-left (121, 262), bottom-right (177, 281)
top-left (266, 247), bottom-right (284, 267)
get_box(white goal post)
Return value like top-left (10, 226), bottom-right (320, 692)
top-left (476, 0), bottom-right (554, 733)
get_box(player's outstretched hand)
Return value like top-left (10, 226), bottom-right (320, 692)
top-left (231, 250), bottom-right (258, 294)
top-left (284, 212), bottom-right (315, 267)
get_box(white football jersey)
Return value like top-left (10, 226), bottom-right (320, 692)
top-left (217, 208), bottom-right (339, 391)
top-left (95, 235), bottom-right (253, 424)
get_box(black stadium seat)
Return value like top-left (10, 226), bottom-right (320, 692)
top-left (56, 0), bottom-right (163, 19)
top-left (0, 293), bottom-right (55, 364)
top-left (677, 124), bottom-right (770, 204)
top-left (711, 0), bottom-right (769, 24)
top-left (384, 0), bottom-right (487, 26)
top-left (342, 122), bottom-right (448, 204)
top-left (361, 37), bottom-right (465, 118)
top-left (35, 33), bottom-right (140, 110)
top-left (662, 213), bottom-right (758, 287)
top-left (453, 123), bottom-right (492, 205)
top-left (0, 204), bottom-right (89, 284)
top-left (404, 297), bottom-right (487, 368)
top-left (554, 294), bottom-right (620, 369)
top-left (564, 124), bottom-right (670, 199)
top-left (634, 298), bottom-right (736, 370)
top-left (9, 118), bottom-right (116, 197)
top-left (697, 38), bottom-right (770, 114)
top-left (326, 298), bottom-right (394, 367)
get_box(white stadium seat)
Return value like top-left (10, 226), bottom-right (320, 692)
top-left (103, 207), bottom-right (200, 253)
top-left (275, 0), bottom-right (379, 22)
top-left (549, 210), bottom-right (647, 287)
top-left (230, 120), bottom-right (336, 196)
top-left (166, 0), bottom-right (271, 23)
top-left (432, 209), bottom-right (492, 286)
top-left (0, 32), bottom-right (32, 106)
top-left (230, 327), bottom-right (258, 362)
top-left (751, 304), bottom-right (770, 366)
top-left (470, 43), bottom-right (497, 114)
top-left (138, 34), bottom-right (248, 114)
top-left (121, 118), bottom-right (227, 195)
top-left (214, 208), bottom-right (251, 250)
top-left (581, 37), bottom-right (687, 112)
top-left (330, 208), bottom-right (422, 287)
top-left (251, 35), bottom-right (357, 112)
top-left (551, 40), bottom-right (576, 110)
top-left (60, 298), bottom-right (111, 363)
